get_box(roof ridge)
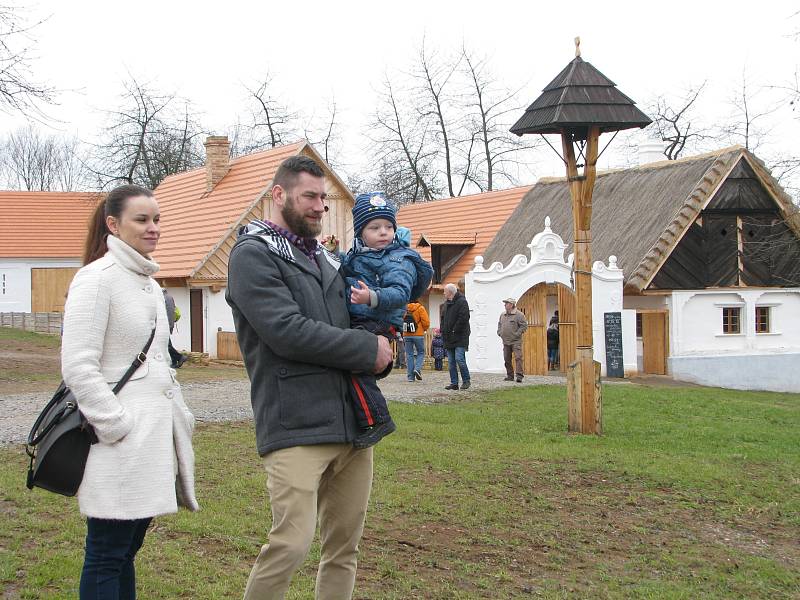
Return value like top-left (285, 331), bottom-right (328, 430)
top-left (535, 145), bottom-right (745, 184)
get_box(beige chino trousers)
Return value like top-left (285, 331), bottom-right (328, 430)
top-left (243, 443), bottom-right (373, 600)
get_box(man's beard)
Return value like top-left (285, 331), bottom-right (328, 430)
top-left (281, 195), bottom-right (322, 238)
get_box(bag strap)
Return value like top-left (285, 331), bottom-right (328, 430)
top-left (111, 321), bottom-right (157, 394)
top-left (26, 319), bottom-right (157, 447)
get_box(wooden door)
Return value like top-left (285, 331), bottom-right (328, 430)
top-left (642, 312), bottom-right (667, 375)
top-left (190, 289), bottom-right (204, 353)
top-left (557, 284), bottom-right (577, 372)
top-left (31, 267), bottom-right (79, 312)
top-left (517, 285), bottom-right (547, 375)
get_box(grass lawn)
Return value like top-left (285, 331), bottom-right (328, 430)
top-left (1, 384), bottom-right (798, 598)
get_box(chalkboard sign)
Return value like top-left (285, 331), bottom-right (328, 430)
top-left (604, 312), bottom-right (624, 378)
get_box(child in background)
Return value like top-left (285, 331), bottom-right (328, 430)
top-left (431, 328), bottom-right (445, 371)
top-left (341, 191), bottom-right (433, 448)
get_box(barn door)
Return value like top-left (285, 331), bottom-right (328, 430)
top-left (642, 312), bottom-right (667, 375)
top-left (517, 284), bottom-right (547, 375)
top-left (557, 284), bottom-right (577, 372)
top-left (31, 268), bottom-right (79, 312)
top-left (190, 289), bottom-right (204, 353)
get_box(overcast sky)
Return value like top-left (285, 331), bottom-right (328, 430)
top-left (2, 0), bottom-right (799, 185)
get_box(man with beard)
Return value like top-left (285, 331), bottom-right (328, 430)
top-left (226, 155), bottom-right (393, 600)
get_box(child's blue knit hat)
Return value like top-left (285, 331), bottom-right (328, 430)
top-left (352, 191), bottom-right (397, 238)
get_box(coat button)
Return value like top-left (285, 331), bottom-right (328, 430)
top-left (155, 353), bottom-right (164, 361)
top-left (144, 285), bottom-right (153, 293)
top-left (165, 390), bottom-right (174, 399)
top-left (279, 368), bottom-right (288, 376)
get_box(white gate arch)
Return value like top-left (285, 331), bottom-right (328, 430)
top-left (464, 217), bottom-right (637, 376)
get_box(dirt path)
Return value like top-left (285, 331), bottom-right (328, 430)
top-left (0, 370), bottom-right (568, 446)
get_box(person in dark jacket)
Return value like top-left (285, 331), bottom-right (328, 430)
top-left (226, 156), bottom-right (393, 600)
top-left (441, 282), bottom-right (471, 390)
top-left (162, 288), bottom-right (187, 368)
top-left (430, 328), bottom-right (446, 370)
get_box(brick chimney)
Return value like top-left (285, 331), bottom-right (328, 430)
top-left (204, 136), bottom-right (230, 191)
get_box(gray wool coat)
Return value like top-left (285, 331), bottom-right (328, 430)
top-left (226, 227), bottom-right (379, 456)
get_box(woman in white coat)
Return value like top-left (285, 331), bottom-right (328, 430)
top-left (62, 184), bottom-right (199, 599)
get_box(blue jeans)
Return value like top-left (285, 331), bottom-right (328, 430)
top-left (446, 347), bottom-right (470, 385)
top-left (80, 517), bottom-right (152, 599)
top-left (404, 337), bottom-right (425, 380)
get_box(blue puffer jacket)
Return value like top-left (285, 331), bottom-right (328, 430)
top-left (341, 242), bottom-right (433, 328)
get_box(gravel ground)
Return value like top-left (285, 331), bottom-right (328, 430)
top-left (1, 370), bottom-right (566, 446)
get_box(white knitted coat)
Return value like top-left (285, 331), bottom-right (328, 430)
top-left (62, 236), bottom-right (199, 519)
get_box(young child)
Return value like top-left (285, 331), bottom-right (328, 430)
top-left (341, 191), bottom-right (433, 448)
top-left (431, 328), bottom-right (445, 371)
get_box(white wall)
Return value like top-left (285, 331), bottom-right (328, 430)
top-left (206, 287), bottom-right (235, 358)
top-left (465, 218), bottom-right (634, 377)
top-left (0, 258), bottom-right (82, 312)
top-left (668, 288), bottom-right (800, 392)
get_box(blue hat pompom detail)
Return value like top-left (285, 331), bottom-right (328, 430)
top-left (352, 191), bottom-right (397, 237)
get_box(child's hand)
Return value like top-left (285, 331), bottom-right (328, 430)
top-left (350, 280), bottom-right (371, 305)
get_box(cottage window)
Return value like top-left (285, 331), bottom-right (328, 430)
top-left (1, 273), bottom-right (5, 295)
top-left (635, 313), bottom-right (642, 338)
top-left (722, 307), bottom-right (741, 334)
top-left (755, 306), bottom-right (770, 334)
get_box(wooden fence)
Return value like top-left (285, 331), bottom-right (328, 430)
top-left (217, 331), bottom-right (243, 361)
top-left (216, 329), bottom-right (439, 366)
top-left (0, 312), bottom-right (63, 335)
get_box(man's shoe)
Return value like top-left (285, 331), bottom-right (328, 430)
top-left (353, 420), bottom-right (396, 449)
top-left (503, 375), bottom-right (514, 381)
top-left (413, 370), bottom-right (422, 381)
top-left (460, 381), bottom-right (471, 390)
top-left (516, 375), bottom-right (523, 383)
top-left (174, 354), bottom-right (189, 369)
top-left (444, 384), bottom-right (459, 390)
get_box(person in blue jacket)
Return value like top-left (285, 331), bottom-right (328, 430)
top-left (341, 191), bottom-right (433, 448)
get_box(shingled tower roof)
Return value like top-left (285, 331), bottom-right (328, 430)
top-left (511, 48), bottom-right (651, 138)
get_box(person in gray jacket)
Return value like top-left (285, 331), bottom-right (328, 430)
top-left (226, 156), bottom-right (393, 600)
top-left (497, 297), bottom-right (528, 382)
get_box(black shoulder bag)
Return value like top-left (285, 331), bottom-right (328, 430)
top-left (25, 324), bottom-right (157, 497)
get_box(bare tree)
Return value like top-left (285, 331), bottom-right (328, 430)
top-left (370, 75), bottom-right (439, 204)
top-left (0, 124), bottom-right (89, 190)
top-left (722, 71), bottom-right (778, 152)
top-left (92, 76), bottom-right (205, 189)
top-left (303, 98), bottom-right (341, 167)
top-left (648, 82), bottom-right (712, 160)
top-left (413, 40), bottom-right (463, 197)
top-left (0, 4), bottom-right (55, 117)
top-left (461, 47), bottom-right (537, 192)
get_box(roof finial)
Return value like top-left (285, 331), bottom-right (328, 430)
top-left (574, 36), bottom-right (581, 58)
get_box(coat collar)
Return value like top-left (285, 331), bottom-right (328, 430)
top-left (106, 235), bottom-right (159, 276)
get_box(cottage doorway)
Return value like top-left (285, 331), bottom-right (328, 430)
top-left (641, 311), bottom-right (668, 375)
top-left (190, 289), bottom-right (204, 353)
top-left (516, 283), bottom-right (576, 375)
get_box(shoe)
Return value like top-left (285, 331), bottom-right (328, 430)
top-left (413, 370), bottom-right (422, 381)
top-left (516, 375), bottom-right (523, 383)
top-left (503, 375), bottom-right (514, 381)
top-left (353, 420), bottom-right (396, 449)
top-left (460, 381), bottom-right (471, 390)
top-left (444, 384), bottom-right (459, 390)
top-left (173, 354), bottom-right (189, 369)
top-left (407, 378), bottom-right (415, 382)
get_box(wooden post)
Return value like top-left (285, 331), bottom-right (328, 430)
top-left (562, 128), bottom-right (603, 434)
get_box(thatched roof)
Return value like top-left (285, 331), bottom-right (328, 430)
top-left (482, 146), bottom-right (797, 293)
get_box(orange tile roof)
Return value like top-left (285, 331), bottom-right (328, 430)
top-left (418, 232), bottom-right (477, 245)
top-left (0, 191), bottom-right (101, 258)
top-left (397, 185), bottom-right (530, 286)
top-left (153, 142), bottom-right (304, 278)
